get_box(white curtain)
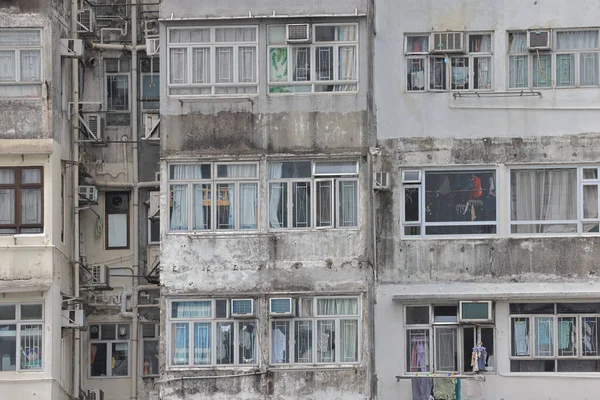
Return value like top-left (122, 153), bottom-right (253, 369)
top-left (20, 50), bottom-right (41, 82)
top-left (193, 322), bottom-right (211, 365)
top-left (337, 26), bottom-right (357, 92)
top-left (339, 180), bottom-right (358, 227)
top-left (583, 185), bottom-right (599, 223)
top-left (170, 185), bottom-right (187, 230)
top-left (192, 184), bottom-right (208, 230)
top-left (509, 33), bottom-right (528, 88)
top-left (556, 31), bottom-right (598, 49)
top-left (192, 48), bottom-right (210, 83)
top-left (174, 301), bottom-right (211, 318)
top-left (271, 321), bottom-right (289, 363)
top-left (0, 169), bottom-right (15, 225)
top-left (340, 319), bottom-right (358, 362)
top-left (268, 163), bottom-right (284, 228)
top-left (216, 47), bottom-right (233, 83)
top-left (170, 165), bottom-right (210, 231)
top-left (317, 298), bottom-right (358, 315)
top-left (0, 51), bottom-right (15, 81)
top-left (239, 183), bottom-right (257, 229)
top-left (169, 48), bottom-right (187, 84)
top-left (238, 47), bottom-right (256, 83)
top-left (435, 328), bottom-right (457, 371)
top-left (216, 322), bottom-right (234, 364)
top-left (224, 165), bottom-right (256, 230)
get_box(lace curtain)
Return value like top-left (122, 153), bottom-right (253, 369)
top-left (0, 169), bottom-right (15, 225)
top-left (508, 33), bottom-right (527, 88)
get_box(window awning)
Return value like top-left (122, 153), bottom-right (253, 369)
top-left (391, 282), bottom-right (600, 302)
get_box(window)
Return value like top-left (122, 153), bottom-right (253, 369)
top-left (140, 58), bottom-right (160, 111)
top-left (169, 300), bottom-right (257, 366)
top-left (269, 161), bottom-right (359, 229)
top-left (406, 33), bottom-right (492, 92)
top-left (402, 169), bottom-right (497, 236)
top-left (509, 30), bottom-right (600, 89)
top-left (89, 324), bottom-right (130, 377)
top-left (510, 302), bottom-right (600, 372)
top-left (142, 323), bottom-right (159, 376)
top-left (169, 163), bottom-right (258, 231)
top-left (0, 29), bottom-right (42, 97)
top-left (0, 167), bottom-right (43, 234)
top-left (268, 24), bottom-right (358, 93)
top-left (404, 304), bottom-right (495, 374)
top-left (105, 59), bottom-right (131, 111)
top-left (167, 26), bottom-right (258, 96)
top-left (270, 297), bottom-right (360, 365)
top-left (0, 303), bottom-right (43, 371)
top-left (510, 166), bottom-right (600, 234)
top-left (148, 191), bottom-right (160, 244)
top-left (106, 192), bottom-right (130, 249)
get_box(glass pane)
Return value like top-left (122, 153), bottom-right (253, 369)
top-left (141, 324), bottom-right (156, 338)
top-left (216, 183), bottom-right (234, 229)
top-left (192, 184), bottom-right (211, 230)
top-left (215, 300), bottom-right (228, 318)
top-left (111, 342), bottom-right (128, 376)
top-left (101, 324), bottom-right (116, 340)
top-left (557, 359), bottom-right (600, 372)
top-left (0, 305), bottom-right (15, 320)
top-left (534, 317), bottom-right (554, 357)
top-left (556, 30), bottom-right (598, 50)
top-left (238, 47), bottom-right (256, 83)
top-left (171, 301), bottom-right (212, 318)
top-left (170, 184), bottom-right (188, 231)
top-left (433, 306), bottom-right (458, 323)
top-left (192, 48), bottom-right (210, 84)
top-left (429, 57), bottom-right (446, 90)
top-left (317, 298), bottom-right (358, 315)
top-left (508, 32), bottom-right (527, 53)
top-left (556, 54), bottom-right (575, 86)
top-left (316, 180), bottom-right (333, 228)
top-left (292, 47), bottom-right (310, 82)
top-left (295, 320), bottom-right (313, 363)
top-left (404, 187), bottom-right (419, 222)
top-left (271, 321), bottom-right (290, 363)
top-left (292, 182), bottom-right (311, 228)
top-left (581, 53), bottom-right (598, 86)
top-left (169, 48), bottom-right (187, 84)
top-left (193, 322), bottom-right (211, 365)
top-left (89, 325), bottom-right (99, 340)
top-left (0, 324), bottom-right (16, 371)
top-left (511, 359), bottom-right (554, 372)
top-left (583, 185), bottom-right (598, 219)
top-left (142, 340), bottom-right (158, 375)
top-left (558, 303), bottom-right (600, 313)
top-left (533, 54), bottom-right (552, 88)
top-left (90, 342), bottom-right (107, 376)
top-left (269, 47), bottom-right (288, 83)
top-left (339, 46), bottom-right (356, 80)
top-left (406, 36), bottom-right (429, 53)
top-left (21, 188), bottom-right (41, 225)
top-left (340, 320), bottom-right (358, 362)
top-left (316, 320), bottom-right (335, 362)
top-left (480, 327), bottom-right (494, 371)
top-left (461, 302), bottom-right (489, 320)
top-left (407, 58), bottom-right (425, 91)
top-left (20, 304), bottom-right (42, 320)
top-left (509, 55), bottom-right (528, 88)
top-left (338, 180), bottom-right (358, 227)
top-left (511, 317), bottom-right (530, 356)
top-left (269, 182), bottom-right (287, 228)
top-left (239, 322), bottom-right (257, 364)
top-left (510, 303), bottom-right (555, 314)
top-left (117, 325), bottom-right (129, 339)
top-left (215, 47), bottom-right (233, 83)
top-left (558, 317), bottom-right (577, 356)
top-left (0, 188), bottom-right (16, 226)
top-left (170, 164), bottom-right (211, 180)
top-left (582, 317), bottom-right (600, 357)
top-left (406, 329), bottom-right (430, 372)
top-left (316, 46), bottom-right (333, 81)
top-left (474, 57), bottom-right (492, 89)
top-left (0, 30), bottom-right (40, 46)
top-left (215, 27), bottom-right (256, 42)
top-left (435, 327), bottom-right (457, 371)
top-left (20, 50), bottom-right (41, 82)
top-left (315, 25), bottom-right (336, 42)
top-left (406, 306), bottom-right (429, 325)
top-left (216, 164), bottom-right (257, 178)
top-left (314, 162), bottom-right (357, 175)
top-left (469, 34), bottom-right (492, 52)
top-left (239, 183), bottom-right (258, 229)
top-left (268, 26), bottom-right (285, 45)
top-left (583, 168), bottom-right (599, 179)
top-left (451, 57), bottom-right (469, 90)
top-left (404, 226), bottom-right (420, 235)
top-left (0, 51), bottom-right (15, 81)
top-left (216, 322), bottom-right (234, 364)
top-left (172, 323), bottom-right (189, 365)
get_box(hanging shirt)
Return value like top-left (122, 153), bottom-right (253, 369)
top-left (470, 176), bottom-right (482, 199)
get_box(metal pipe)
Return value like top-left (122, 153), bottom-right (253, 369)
top-left (89, 42), bottom-right (146, 51)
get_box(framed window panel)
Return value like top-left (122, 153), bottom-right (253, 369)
top-left (89, 323), bottom-right (130, 377)
top-left (0, 29), bottom-right (42, 97)
top-left (0, 167), bottom-right (43, 234)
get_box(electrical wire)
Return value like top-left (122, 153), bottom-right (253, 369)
top-left (535, 48), bottom-right (555, 86)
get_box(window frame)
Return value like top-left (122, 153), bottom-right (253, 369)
top-left (0, 28), bottom-right (43, 97)
top-left (508, 165), bottom-right (600, 236)
top-left (0, 166), bottom-right (44, 235)
top-left (267, 23), bottom-right (360, 94)
top-left (104, 59), bottom-right (131, 112)
top-left (168, 162), bottom-right (259, 232)
top-left (0, 302), bottom-right (44, 372)
top-left (140, 72), bottom-right (160, 112)
top-left (269, 296), bottom-right (361, 366)
top-left (267, 160), bottom-right (360, 231)
top-left (105, 191), bottom-right (131, 249)
top-left (167, 299), bottom-right (258, 368)
top-left (141, 323), bottom-right (159, 377)
top-left (88, 323), bottom-right (131, 378)
top-left (400, 167), bottom-right (499, 238)
top-left (166, 25), bottom-right (259, 96)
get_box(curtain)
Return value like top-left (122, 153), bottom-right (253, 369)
top-left (337, 26), bottom-right (357, 92)
top-left (407, 329), bottom-right (430, 372)
top-left (0, 30), bottom-right (40, 46)
top-left (0, 169), bottom-right (15, 226)
top-left (340, 319), bottom-right (358, 362)
top-left (192, 184), bottom-right (210, 230)
top-left (339, 180), bottom-right (358, 227)
top-left (508, 33), bottom-right (528, 89)
top-left (20, 50), bottom-right (41, 82)
top-left (170, 184), bottom-right (187, 230)
top-left (532, 54), bottom-right (552, 87)
top-left (509, 33), bottom-right (527, 53)
top-left (294, 320), bottom-right (313, 363)
top-left (192, 48), bottom-right (210, 83)
top-left (193, 323), bottom-right (211, 364)
top-left (239, 183), bottom-right (257, 229)
top-left (239, 322), bottom-right (256, 363)
top-left (435, 328), bottom-right (457, 371)
top-left (216, 322), bottom-right (234, 364)
top-left (583, 185), bottom-right (598, 224)
top-left (238, 47), bottom-right (256, 83)
top-left (316, 320), bottom-right (335, 362)
top-left (0, 51), bottom-right (15, 81)
top-left (272, 321), bottom-right (289, 363)
top-left (316, 180), bottom-right (333, 227)
top-left (407, 36), bottom-right (428, 53)
top-left (556, 54), bottom-right (574, 86)
top-left (293, 182), bottom-right (311, 228)
top-left (317, 298), bottom-right (358, 315)
top-left (581, 53), bottom-right (598, 86)
top-left (174, 301), bottom-right (211, 318)
top-left (556, 31), bottom-right (598, 49)
top-left (21, 188), bottom-right (41, 225)
top-left (407, 58), bottom-right (425, 91)
top-left (268, 163), bottom-right (284, 228)
top-left (535, 317), bottom-right (554, 356)
top-left (512, 318), bottom-right (530, 356)
top-left (169, 48), bottom-right (187, 84)
top-left (474, 57), bottom-right (492, 89)
top-left (172, 323), bottom-right (189, 364)
top-left (216, 47), bottom-right (233, 83)
top-left (511, 169), bottom-right (577, 233)
top-left (217, 183), bottom-right (234, 229)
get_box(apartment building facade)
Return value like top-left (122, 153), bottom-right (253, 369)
top-left (374, 1), bottom-right (600, 399)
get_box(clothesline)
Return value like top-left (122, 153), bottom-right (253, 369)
top-left (395, 374), bottom-right (485, 381)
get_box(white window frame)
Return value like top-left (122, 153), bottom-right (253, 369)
top-left (267, 23), bottom-right (359, 94)
top-left (405, 32), bottom-right (493, 92)
top-left (167, 299), bottom-right (258, 368)
top-left (403, 304), bottom-right (495, 375)
top-left (141, 323), bottom-right (159, 377)
top-left (104, 59), bottom-right (131, 112)
top-left (508, 29), bottom-right (600, 90)
top-left (509, 166), bottom-right (600, 236)
top-left (509, 302), bottom-right (600, 372)
top-left (0, 29), bottom-right (43, 97)
top-left (168, 162), bottom-right (259, 232)
top-left (166, 26), bottom-right (259, 96)
top-left (269, 296), bottom-right (361, 366)
top-left (0, 302), bottom-right (44, 372)
top-left (401, 167), bottom-right (499, 238)
top-left (267, 160), bottom-right (359, 230)
top-left (88, 323), bottom-right (131, 378)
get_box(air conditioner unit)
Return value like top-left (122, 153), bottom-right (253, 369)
top-left (144, 113), bottom-right (160, 140)
top-left (146, 38), bottom-right (160, 56)
top-left (61, 309), bottom-right (85, 328)
top-left (88, 389), bottom-right (105, 400)
top-left (402, 170), bottom-right (422, 184)
top-left (286, 24), bottom-right (311, 43)
top-left (83, 265), bottom-right (110, 288)
top-left (80, 113), bottom-right (103, 142)
top-left (527, 29), bottom-right (551, 50)
top-left (79, 185), bottom-right (98, 204)
top-left (60, 39), bottom-right (84, 58)
top-left (373, 172), bottom-right (390, 190)
top-left (269, 298), bottom-right (294, 316)
top-left (77, 8), bottom-right (96, 34)
top-left (459, 301), bottom-right (494, 323)
top-left (431, 31), bottom-right (465, 53)
top-left (231, 299), bottom-right (254, 317)
top-left (148, 190), bottom-right (160, 221)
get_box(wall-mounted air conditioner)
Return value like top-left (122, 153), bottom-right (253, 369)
top-left (79, 185), bottom-right (98, 204)
top-left (269, 298), bottom-right (294, 316)
top-left (61, 309), bottom-right (86, 328)
top-left (80, 113), bottom-right (103, 142)
top-left (527, 29), bottom-right (551, 50)
top-left (60, 39), bottom-right (84, 58)
top-left (82, 265), bottom-right (110, 288)
top-left (286, 24), bottom-right (311, 43)
top-left (431, 31), bottom-right (465, 53)
top-left (143, 113), bottom-right (160, 140)
top-left (459, 301), bottom-right (494, 323)
top-left (373, 172), bottom-right (390, 190)
top-left (402, 170), bottom-right (422, 184)
top-left (146, 38), bottom-right (160, 56)
top-left (77, 9), bottom-right (96, 34)
top-left (88, 389), bottom-right (105, 400)
top-left (231, 299), bottom-right (254, 317)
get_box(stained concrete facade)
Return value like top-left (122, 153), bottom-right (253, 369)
top-left (374, 1), bottom-right (600, 399)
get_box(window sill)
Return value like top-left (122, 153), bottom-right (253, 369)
top-left (400, 234), bottom-right (498, 240)
top-left (267, 91), bottom-right (359, 96)
top-left (88, 375), bottom-right (131, 379)
top-left (167, 365), bottom-right (258, 371)
top-left (267, 364), bottom-right (362, 371)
